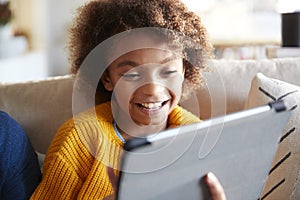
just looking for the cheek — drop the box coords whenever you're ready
[165,74,184,99]
[112,79,137,112]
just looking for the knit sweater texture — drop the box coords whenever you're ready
[31,101,200,199]
[0,111,41,200]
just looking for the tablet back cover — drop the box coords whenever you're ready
[118,104,290,200]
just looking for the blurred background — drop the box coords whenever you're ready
[0,0,300,82]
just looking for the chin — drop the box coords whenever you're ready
[132,115,168,126]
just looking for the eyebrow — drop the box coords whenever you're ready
[117,61,139,68]
[161,54,180,64]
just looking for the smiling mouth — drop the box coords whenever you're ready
[136,100,169,110]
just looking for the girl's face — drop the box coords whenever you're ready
[103,48,184,124]
[102,33,184,136]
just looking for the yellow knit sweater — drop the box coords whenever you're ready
[30,101,200,200]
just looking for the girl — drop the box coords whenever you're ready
[31,0,225,199]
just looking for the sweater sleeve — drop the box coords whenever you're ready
[0,111,42,200]
[30,153,84,200]
[31,103,122,200]
[30,121,95,200]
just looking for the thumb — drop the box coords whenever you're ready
[205,172,226,200]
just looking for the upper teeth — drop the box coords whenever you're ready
[140,102,162,109]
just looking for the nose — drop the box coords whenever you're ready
[139,83,165,96]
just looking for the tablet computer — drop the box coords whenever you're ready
[117,101,291,200]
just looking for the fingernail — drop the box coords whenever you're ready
[206,172,215,184]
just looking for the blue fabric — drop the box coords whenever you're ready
[113,120,126,143]
[0,111,41,200]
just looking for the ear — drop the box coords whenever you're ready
[101,70,114,92]
[182,61,186,75]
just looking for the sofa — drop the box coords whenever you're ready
[1,57,300,199]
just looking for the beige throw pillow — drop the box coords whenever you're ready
[245,73,300,200]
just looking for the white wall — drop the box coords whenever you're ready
[183,0,281,45]
[44,0,88,76]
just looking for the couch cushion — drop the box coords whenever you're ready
[182,57,300,120]
[244,73,300,200]
[0,75,74,154]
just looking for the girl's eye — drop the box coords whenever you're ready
[122,73,141,80]
[161,69,178,77]
[164,70,177,75]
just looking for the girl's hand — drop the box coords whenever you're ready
[205,172,227,200]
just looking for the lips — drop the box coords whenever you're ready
[136,100,169,111]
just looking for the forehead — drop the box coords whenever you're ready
[106,30,183,65]
[113,48,180,64]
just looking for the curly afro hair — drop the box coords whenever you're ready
[68,0,214,104]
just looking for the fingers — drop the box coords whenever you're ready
[205,172,226,200]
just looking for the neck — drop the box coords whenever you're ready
[115,117,168,140]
